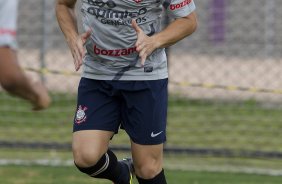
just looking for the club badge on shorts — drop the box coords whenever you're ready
[75,105,88,124]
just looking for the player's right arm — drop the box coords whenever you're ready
[56,0,90,71]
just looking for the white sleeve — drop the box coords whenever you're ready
[164,0,196,19]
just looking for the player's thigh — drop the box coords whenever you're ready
[73,78,122,132]
[131,141,164,177]
[121,79,168,145]
[72,130,114,160]
[131,141,164,164]
[72,130,114,155]
[72,78,121,166]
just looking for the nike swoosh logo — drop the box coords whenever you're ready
[151,131,163,138]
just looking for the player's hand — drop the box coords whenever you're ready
[132,19,158,66]
[69,30,91,71]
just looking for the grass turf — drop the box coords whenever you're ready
[1,165,282,184]
[1,92,282,152]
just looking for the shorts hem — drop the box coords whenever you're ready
[73,126,118,134]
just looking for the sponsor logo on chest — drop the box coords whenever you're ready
[94,45,137,57]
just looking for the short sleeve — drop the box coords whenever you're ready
[163,0,196,19]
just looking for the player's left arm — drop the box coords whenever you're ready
[132,11,197,65]
[153,12,197,48]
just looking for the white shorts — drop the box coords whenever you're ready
[0,0,18,49]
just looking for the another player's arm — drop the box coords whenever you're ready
[56,0,90,71]
[132,12,197,65]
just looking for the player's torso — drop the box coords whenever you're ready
[81,0,164,59]
[81,0,163,25]
[81,0,168,80]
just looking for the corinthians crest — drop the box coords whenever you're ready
[75,105,88,124]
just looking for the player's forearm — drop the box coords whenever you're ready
[55,3,78,46]
[153,12,197,49]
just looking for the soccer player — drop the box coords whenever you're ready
[56,0,197,183]
[0,0,51,110]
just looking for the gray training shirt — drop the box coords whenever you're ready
[81,0,196,80]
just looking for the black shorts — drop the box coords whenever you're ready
[73,77,168,145]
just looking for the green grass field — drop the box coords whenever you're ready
[1,165,282,184]
[1,92,282,151]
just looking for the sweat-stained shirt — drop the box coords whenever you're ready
[81,0,196,80]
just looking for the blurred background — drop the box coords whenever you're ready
[1,0,282,183]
